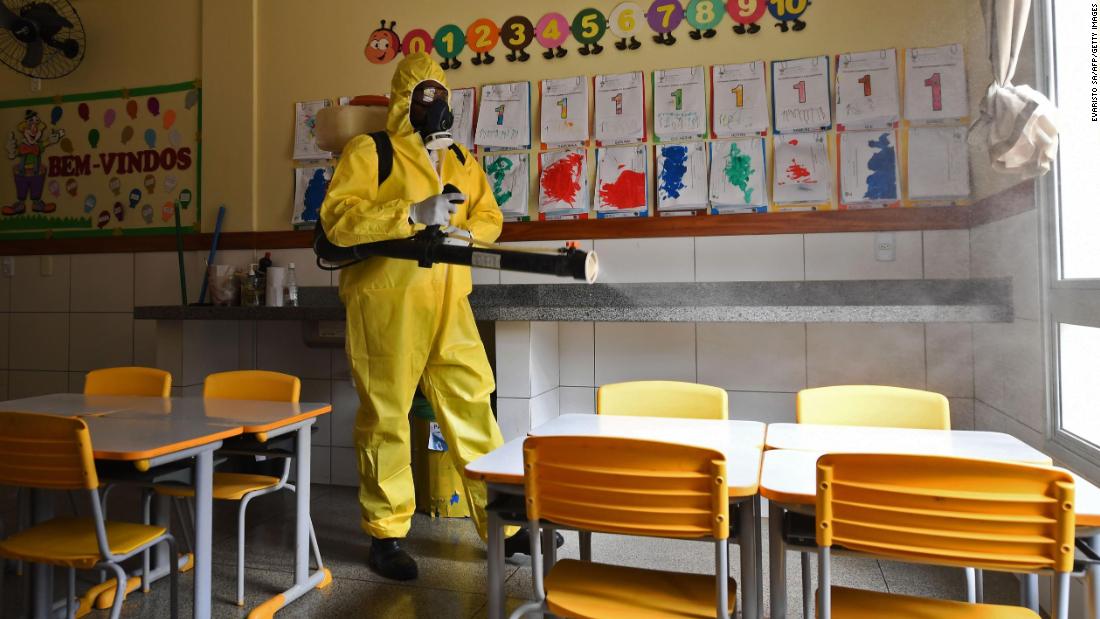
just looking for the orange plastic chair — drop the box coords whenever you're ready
[815,453,1074,619]
[0,412,179,619]
[796,385,950,429]
[597,380,729,420]
[84,367,172,398]
[509,436,735,619]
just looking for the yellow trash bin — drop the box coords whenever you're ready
[411,395,470,519]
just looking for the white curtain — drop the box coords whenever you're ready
[974,0,1059,178]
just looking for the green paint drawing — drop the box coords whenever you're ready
[724,142,755,203]
[485,156,515,206]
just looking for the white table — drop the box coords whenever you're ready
[466,414,767,619]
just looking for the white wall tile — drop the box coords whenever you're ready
[804,232,923,280]
[133,319,157,368]
[923,230,970,279]
[727,391,797,423]
[531,388,560,428]
[495,322,533,398]
[311,446,332,485]
[531,322,558,397]
[180,321,240,386]
[182,384,203,397]
[973,318,1044,432]
[263,248,331,287]
[9,313,68,371]
[155,320,183,381]
[210,249,256,270]
[472,267,501,285]
[256,321,331,380]
[559,387,596,415]
[331,378,359,448]
[301,379,332,447]
[697,323,806,392]
[69,313,134,372]
[331,446,360,487]
[0,314,7,370]
[133,251,203,307]
[595,322,696,385]
[499,241,594,284]
[806,323,926,389]
[237,321,256,369]
[948,397,975,430]
[70,253,134,312]
[332,349,351,381]
[11,255,70,312]
[970,210,1040,320]
[496,398,531,441]
[974,400,1044,451]
[7,370,68,398]
[695,235,805,281]
[68,372,85,394]
[592,238,694,283]
[559,322,594,387]
[926,323,974,398]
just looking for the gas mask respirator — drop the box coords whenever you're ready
[412,93,454,151]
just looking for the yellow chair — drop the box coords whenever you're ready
[155,370,321,606]
[83,366,172,398]
[597,380,729,420]
[0,411,179,619]
[509,436,736,619]
[796,385,950,429]
[815,453,1074,619]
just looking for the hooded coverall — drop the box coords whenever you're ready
[320,53,504,540]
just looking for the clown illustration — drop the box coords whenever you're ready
[5,109,63,216]
[365,20,401,64]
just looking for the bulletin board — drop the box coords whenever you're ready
[0,81,200,239]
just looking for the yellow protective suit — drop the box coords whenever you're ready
[320,53,505,540]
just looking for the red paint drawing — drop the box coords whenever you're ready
[541,152,585,205]
[599,167,646,209]
[786,160,812,181]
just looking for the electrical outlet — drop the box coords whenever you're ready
[875,232,896,262]
[2,257,12,277]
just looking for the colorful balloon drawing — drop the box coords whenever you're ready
[768,0,809,32]
[164,174,178,193]
[141,203,154,223]
[129,188,142,208]
[161,202,175,222]
[168,129,182,147]
[87,128,100,148]
[47,180,60,197]
[647,0,684,44]
[402,28,434,56]
[83,194,96,213]
[77,102,90,121]
[535,12,570,59]
[50,106,63,124]
[144,129,157,149]
[121,126,134,144]
[113,202,125,221]
[727,0,767,34]
[144,174,156,194]
[366,20,401,64]
[685,0,723,38]
[147,97,160,117]
[59,137,73,154]
[162,109,176,130]
[501,16,535,62]
[185,89,199,110]
[178,188,193,209]
[609,2,644,50]
[103,108,116,128]
[466,18,500,65]
[433,24,465,69]
[65,178,78,197]
[571,8,607,55]
[97,210,110,229]
[109,177,121,196]
[126,99,138,119]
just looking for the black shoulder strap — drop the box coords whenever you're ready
[449,143,466,166]
[369,130,393,186]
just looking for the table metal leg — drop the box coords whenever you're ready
[801,552,813,618]
[1087,534,1100,619]
[737,497,761,619]
[769,503,787,619]
[487,494,505,619]
[193,448,213,619]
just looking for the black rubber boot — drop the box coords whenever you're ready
[369,537,419,581]
[505,528,565,558]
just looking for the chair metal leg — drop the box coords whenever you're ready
[142,490,152,592]
[238,494,254,606]
[171,497,194,553]
[975,568,984,603]
[818,547,831,619]
[801,551,813,618]
[105,562,128,619]
[67,567,75,619]
[578,530,592,561]
[308,517,323,570]
[166,535,179,619]
[966,567,977,603]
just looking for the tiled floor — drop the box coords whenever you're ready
[1,485,1021,618]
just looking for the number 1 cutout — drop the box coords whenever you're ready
[612,92,623,115]
[924,72,942,112]
[793,80,806,104]
[672,88,683,111]
[495,104,506,125]
[857,74,872,97]
[557,97,568,119]
[731,84,744,107]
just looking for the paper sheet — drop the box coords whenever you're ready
[594,71,646,146]
[483,153,530,219]
[538,149,589,217]
[904,44,969,122]
[836,49,900,130]
[293,100,331,161]
[653,66,707,141]
[656,142,708,211]
[771,56,832,133]
[449,87,476,151]
[839,129,900,207]
[773,132,831,205]
[541,76,590,146]
[711,61,769,138]
[907,125,971,200]
[594,145,649,217]
[292,165,334,225]
[474,82,531,149]
[709,138,768,213]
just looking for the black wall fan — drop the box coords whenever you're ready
[0,0,84,79]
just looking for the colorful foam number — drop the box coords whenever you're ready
[768,0,810,32]
[365,20,401,64]
[535,12,570,59]
[501,15,535,62]
[433,24,465,69]
[466,18,500,65]
[402,28,434,56]
[727,0,767,34]
[646,0,684,45]
[608,2,644,50]
[685,0,723,39]
[571,8,607,55]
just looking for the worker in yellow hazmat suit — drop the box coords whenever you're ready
[320,53,555,580]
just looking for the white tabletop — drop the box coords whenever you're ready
[765,423,1052,464]
[0,394,166,417]
[104,397,332,433]
[84,415,242,461]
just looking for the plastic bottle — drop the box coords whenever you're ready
[286,262,299,307]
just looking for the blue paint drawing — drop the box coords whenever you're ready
[450,492,460,505]
[659,145,689,199]
[864,133,897,201]
[301,168,329,222]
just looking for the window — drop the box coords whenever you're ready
[1039,0,1100,466]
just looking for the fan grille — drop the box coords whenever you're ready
[0,0,86,79]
